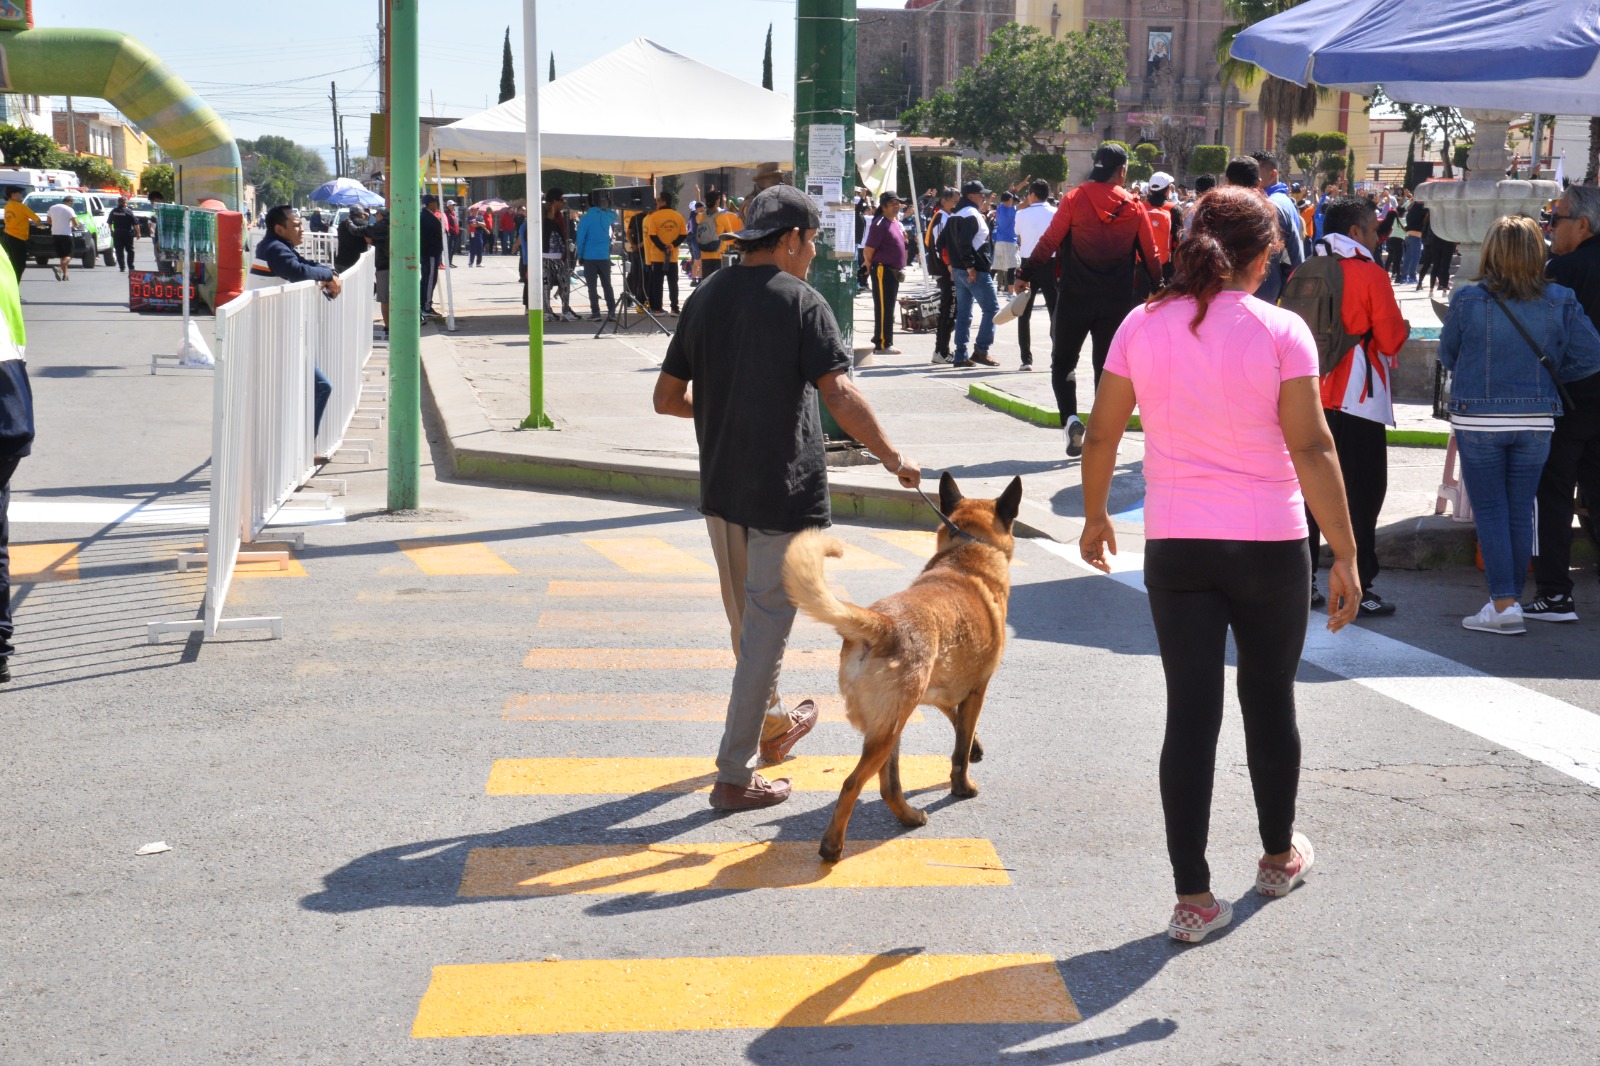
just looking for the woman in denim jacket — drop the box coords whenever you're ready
[1439,215,1600,634]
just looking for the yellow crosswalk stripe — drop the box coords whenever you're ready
[821,542,904,570]
[522,647,838,671]
[399,541,518,576]
[485,755,951,795]
[872,529,938,557]
[546,580,721,597]
[11,542,81,583]
[235,557,309,578]
[411,953,1079,1036]
[457,838,1009,896]
[501,693,921,722]
[584,537,715,574]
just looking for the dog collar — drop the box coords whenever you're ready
[914,484,983,544]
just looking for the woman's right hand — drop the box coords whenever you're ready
[1325,556,1360,632]
[1079,516,1117,574]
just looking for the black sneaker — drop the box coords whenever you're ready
[0,658,10,683]
[1310,583,1326,609]
[1066,418,1085,458]
[1358,592,1396,617]
[1523,594,1578,622]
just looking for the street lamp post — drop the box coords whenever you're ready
[521,0,551,429]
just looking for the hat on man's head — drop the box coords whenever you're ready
[422,193,438,205]
[878,190,904,207]
[1148,172,1174,192]
[961,179,989,196]
[726,184,820,241]
[1088,143,1128,183]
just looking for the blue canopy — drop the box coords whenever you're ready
[1231,0,1600,112]
[310,177,385,207]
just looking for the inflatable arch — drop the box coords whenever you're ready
[0,27,243,208]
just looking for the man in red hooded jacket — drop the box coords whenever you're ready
[1016,143,1161,457]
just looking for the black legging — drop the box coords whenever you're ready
[2,233,26,282]
[1145,538,1311,896]
[1051,298,1131,423]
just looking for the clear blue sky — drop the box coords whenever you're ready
[39,1,903,166]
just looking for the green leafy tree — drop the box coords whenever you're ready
[900,22,1127,156]
[1020,151,1068,185]
[548,52,556,82]
[1285,130,1320,184]
[499,28,516,103]
[1216,1,1323,160]
[1127,142,1160,184]
[762,25,773,90]
[138,163,174,199]
[1189,144,1229,176]
[0,123,58,167]
[1371,87,1472,179]
[240,135,330,206]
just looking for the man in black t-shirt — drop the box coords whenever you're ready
[653,184,923,811]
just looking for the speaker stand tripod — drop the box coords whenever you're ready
[594,253,671,338]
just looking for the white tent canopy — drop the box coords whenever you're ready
[428,37,896,188]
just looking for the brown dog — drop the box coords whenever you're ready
[783,473,1022,862]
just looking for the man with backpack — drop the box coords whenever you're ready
[1281,196,1410,615]
[943,179,1002,368]
[695,189,739,280]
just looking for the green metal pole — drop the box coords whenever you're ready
[386,0,421,509]
[520,0,552,428]
[795,0,856,440]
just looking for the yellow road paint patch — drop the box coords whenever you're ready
[411,952,1078,1036]
[872,529,939,557]
[11,542,80,582]
[822,542,904,570]
[234,557,308,578]
[502,693,919,722]
[536,609,836,640]
[458,838,1009,896]
[545,580,851,600]
[485,754,950,795]
[399,541,518,576]
[583,537,715,574]
[521,648,838,671]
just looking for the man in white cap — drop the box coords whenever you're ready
[1141,171,1183,298]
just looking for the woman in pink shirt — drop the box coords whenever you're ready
[1080,185,1360,943]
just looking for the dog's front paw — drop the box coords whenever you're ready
[818,837,844,863]
[896,807,929,828]
[950,775,979,799]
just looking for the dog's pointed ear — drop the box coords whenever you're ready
[939,471,961,514]
[995,476,1023,528]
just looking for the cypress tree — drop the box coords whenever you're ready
[762,25,773,90]
[549,53,556,82]
[499,29,515,103]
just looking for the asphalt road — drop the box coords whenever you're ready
[3,255,1599,1064]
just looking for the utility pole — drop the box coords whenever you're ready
[388,0,421,509]
[66,95,77,152]
[794,0,856,438]
[521,0,550,428]
[330,81,342,176]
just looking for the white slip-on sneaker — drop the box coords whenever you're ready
[1462,601,1526,635]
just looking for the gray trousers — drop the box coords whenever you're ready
[705,517,799,785]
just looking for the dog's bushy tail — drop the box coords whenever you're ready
[783,530,896,645]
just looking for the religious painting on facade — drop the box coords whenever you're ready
[1146,30,1173,77]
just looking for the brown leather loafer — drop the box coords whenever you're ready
[709,773,792,810]
[971,352,1000,367]
[759,699,819,766]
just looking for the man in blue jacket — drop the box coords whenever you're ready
[0,246,32,682]
[574,200,617,321]
[249,205,340,436]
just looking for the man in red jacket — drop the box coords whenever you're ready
[1304,196,1410,616]
[1016,143,1161,456]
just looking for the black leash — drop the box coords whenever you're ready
[913,483,981,543]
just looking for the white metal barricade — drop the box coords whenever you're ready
[314,247,378,461]
[296,231,336,266]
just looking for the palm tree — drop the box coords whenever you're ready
[1216,0,1323,161]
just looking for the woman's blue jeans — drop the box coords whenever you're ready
[1400,235,1424,280]
[1457,429,1552,600]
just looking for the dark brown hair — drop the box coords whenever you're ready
[1150,184,1280,333]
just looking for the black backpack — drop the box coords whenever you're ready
[1280,240,1371,376]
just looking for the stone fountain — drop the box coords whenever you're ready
[1415,109,1560,286]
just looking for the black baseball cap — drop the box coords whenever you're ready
[878,190,904,207]
[726,184,820,240]
[422,193,438,204]
[1088,143,1128,183]
[961,179,989,196]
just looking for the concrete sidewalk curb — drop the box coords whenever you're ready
[420,328,1069,542]
[968,381,1449,447]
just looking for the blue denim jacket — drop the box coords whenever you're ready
[1438,281,1600,417]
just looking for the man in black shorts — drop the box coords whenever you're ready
[652,184,922,810]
